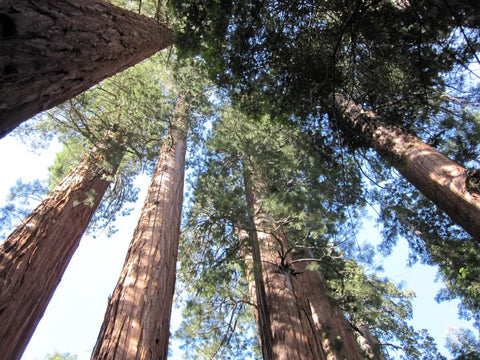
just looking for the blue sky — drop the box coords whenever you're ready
[0,133,475,360]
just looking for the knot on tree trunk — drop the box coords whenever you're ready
[465,169,480,195]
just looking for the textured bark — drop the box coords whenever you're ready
[241,171,327,360]
[293,257,372,360]
[236,223,274,360]
[334,93,480,241]
[0,132,125,360]
[356,323,386,360]
[91,95,189,360]
[0,0,173,138]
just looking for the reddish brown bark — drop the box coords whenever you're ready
[91,95,189,360]
[241,170,327,360]
[0,132,125,360]
[236,225,274,360]
[240,169,371,359]
[334,93,480,241]
[293,258,378,360]
[0,0,173,138]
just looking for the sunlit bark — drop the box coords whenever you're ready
[91,94,189,360]
[0,0,173,138]
[293,256,383,360]
[0,131,125,360]
[239,167,374,359]
[334,93,480,241]
[241,169,327,360]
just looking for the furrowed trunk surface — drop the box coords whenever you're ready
[0,132,124,360]
[242,170,327,360]
[91,95,188,360]
[334,93,480,241]
[236,224,274,360]
[293,257,377,360]
[0,0,173,138]
[356,323,386,360]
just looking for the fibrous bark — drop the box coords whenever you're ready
[240,169,371,360]
[0,0,173,138]
[91,94,189,360]
[293,256,379,360]
[241,170,327,360]
[334,93,480,241]
[236,221,274,360]
[0,131,125,360]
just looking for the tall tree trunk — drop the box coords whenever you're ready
[334,93,480,241]
[236,223,274,360]
[91,94,189,360]
[240,169,371,359]
[241,169,327,360]
[0,131,125,360]
[0,0,173,138]
[292,256,383,360]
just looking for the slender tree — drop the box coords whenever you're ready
[0,130,125,360]
[0,0,173,138]
[91,92,189,360]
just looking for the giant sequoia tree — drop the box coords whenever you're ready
[0,130,125,360]
[333,94,480,241]
[176,109,442,359]
[0,0,173,137]
[169,0,480,321]
[91,92,189,359]
[91,55,213,358]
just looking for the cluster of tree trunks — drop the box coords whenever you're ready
[0,131,125,360]
[1,0,480,358]
[239,168,371,360]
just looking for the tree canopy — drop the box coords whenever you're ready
[2,0,480,358]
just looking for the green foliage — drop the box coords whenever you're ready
[446,327,480,360]
[176,226,261,359]
[3,0,479,355]
[175,105,442,358]
[326,260,444,359]
[169,0,479,127]
[48,137,88,189]
[0,179,48,241]
[168,1,480,331]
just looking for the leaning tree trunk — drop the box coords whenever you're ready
[334,93,480,241]
[91,94,189,360]
[0,131,125,360]
[292,255,383,360]
[241,169,328,360]
[0,0,173,138]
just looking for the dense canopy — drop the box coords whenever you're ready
[0,0,479,359]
